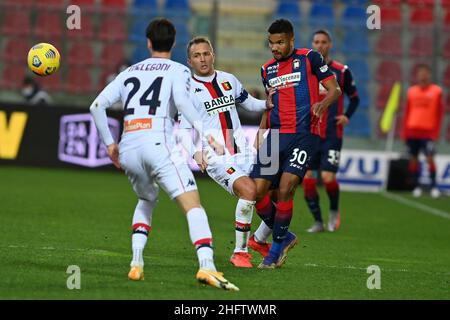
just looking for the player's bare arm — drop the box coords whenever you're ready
[312,77,341,117]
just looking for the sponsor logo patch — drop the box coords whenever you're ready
[268,72,301,89]
[226,167,236,175]
[124,118,152,132]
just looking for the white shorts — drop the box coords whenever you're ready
[206,151,254,196]
[119,132,197,201]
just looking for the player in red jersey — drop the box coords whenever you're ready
[401,64,445,199]
[302,29,360,233]
[249,19,341,268]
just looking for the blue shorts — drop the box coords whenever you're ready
[250,130,320,186]
[406,139,436,157]
[308,137,343,173]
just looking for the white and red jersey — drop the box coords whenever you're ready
[179,70,266,155]
[92,57,194,147]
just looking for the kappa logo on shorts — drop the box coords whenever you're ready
[223,179,229,187]
[226,167,235,175]
[187,179,196,187]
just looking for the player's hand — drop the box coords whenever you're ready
[193,150,208,173]
[312,102,328,118]
[335,115,349,126]
[207,135,225,156]
[107,143,121,169]
[265,88,276,109]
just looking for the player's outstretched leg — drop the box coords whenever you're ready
[303,177,325,233]
[185,207,239,291]
[128,199,155,281]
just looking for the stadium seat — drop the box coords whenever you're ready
[341,6,367,28]
[375,33,402,56]
[34,12,64,38]
[0,64,26,90]
[376,83,395,110]
[165,0,190,10]
[100,0,127,13]
[346,59,370,82]
[64,69,93,94]
[67,13,95,40]
[444,10,450,31]
[409,35,433,57]
[35,72,62,92]
[171,47,187,64]
[70,0,96,12]
[36,0,65,11]
[130,0,159,17]
[0,11,31,36]
[356,85,370,109]
[98,16,126,41]
[99,43,126,68]
[67,42,95,66]
[444,37,450,59]
[446,93,450,113]
[1,39,31,63]
[409,8,434,27]
[372,0,402,6]
[309,3,334,28]
[380,7,402,29]
[341,32,370,55]
[446,122,450,142]
[274,1,301,21]
[129,18,148,42]
[375,61,402,83]
[341,0,368,5]
[407,0,435,7]
[2,0,33,9]
[131,45,150,64]
[344,112,371,137]
[443,65,450,88]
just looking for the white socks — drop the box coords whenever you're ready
[234,198,255,253]
[254,220,272,244]
[131,199,155,267]
[187,207,216,271]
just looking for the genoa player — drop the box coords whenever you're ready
[90,18,238,291]
[178,36,273,268]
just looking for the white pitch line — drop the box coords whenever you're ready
[381,192,450,220]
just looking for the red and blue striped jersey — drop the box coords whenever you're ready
[318,60,358,139]
[261,48,335,135]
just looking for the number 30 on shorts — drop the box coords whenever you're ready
[290,148,308,165]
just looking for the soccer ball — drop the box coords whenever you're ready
[27,43,60,76]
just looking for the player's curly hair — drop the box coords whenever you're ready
[268,19,294,36]
[146,18,176,52]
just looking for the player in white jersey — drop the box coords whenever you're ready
[178,37,273,268]
[89,18,238,291]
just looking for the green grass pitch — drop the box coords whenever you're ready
[0,166,449,299]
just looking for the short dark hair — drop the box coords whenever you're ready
[313,29,332,42]
[268,19,294,37]
[187,36,214,57]
[415,63,431,73]
[146,18,176,52]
